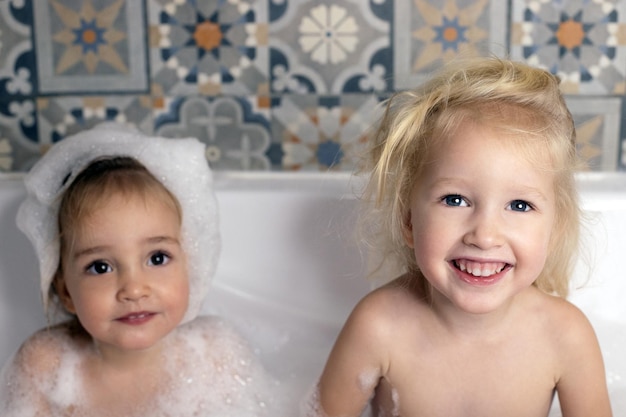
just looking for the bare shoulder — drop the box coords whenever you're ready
[343,275,429,342]
[358,275,427,314]
[534,292,597,345]
[0,321,89,413]
[527,291,603,371]
[10,323,80,376]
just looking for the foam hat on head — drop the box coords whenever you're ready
[16,122,220,324]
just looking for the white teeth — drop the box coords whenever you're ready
[455,260,506,277]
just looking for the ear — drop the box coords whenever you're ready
[402,211,415,249]
[53,272,77,315]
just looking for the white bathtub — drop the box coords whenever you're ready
[0,172,624,415]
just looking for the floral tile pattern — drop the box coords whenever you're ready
[148,0,270,96]
[394,0,507,88]
[269,0,392,94]
[566,97,622,170]
[0,0,625,172]
[0,0,37,171]
[270,94,383,171]
[32,0,148,94]
[37,95,155,144]
[511,0,626,94]
[155,95,271,170]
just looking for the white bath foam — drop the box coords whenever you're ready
[299,369,382,417]
[357,368,379,392]
[298,383,377,417]
[0,316,288,417]
[390,387,400,417]
[300,383,328,417]
[0,359,38,417]
[155,315,289,416]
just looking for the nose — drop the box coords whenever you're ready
[462,208,505,249]
[117,268,150,302]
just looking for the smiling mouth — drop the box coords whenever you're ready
[116,311,156,324]
[452,259,510,277]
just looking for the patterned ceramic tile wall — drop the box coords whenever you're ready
[0,0,624,172]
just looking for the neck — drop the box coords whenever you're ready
[90,338,168,374]
[429,287,532,343]
[82,338,169,411]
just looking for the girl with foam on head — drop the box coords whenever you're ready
[0,124,279,416]
[305,58,612,417]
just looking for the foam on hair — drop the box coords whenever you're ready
[16,122,220,323]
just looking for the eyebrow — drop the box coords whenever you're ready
[146,236,181,245]
[512,186,550,202]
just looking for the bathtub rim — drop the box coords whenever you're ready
[2,169,625,187]
[1,171,626,210]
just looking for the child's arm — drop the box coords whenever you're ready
[556,305,612,417]
[314,292,392,417]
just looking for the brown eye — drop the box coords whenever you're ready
[86,261,112,275]
[148,251,170,266]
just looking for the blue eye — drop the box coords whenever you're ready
[148,251,171,266]
[86,261,112,275]
[442,194,468,207]
[509,200,532,212]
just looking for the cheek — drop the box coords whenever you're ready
[69,286,98,313]
[514,223,552,279]
[70,290,111,333]
[178,280,190,308]
[408,215,449,264]
[63,280,92,315]
[410,206,450,242]
[167,270,190,313]
[534,214,555,251]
